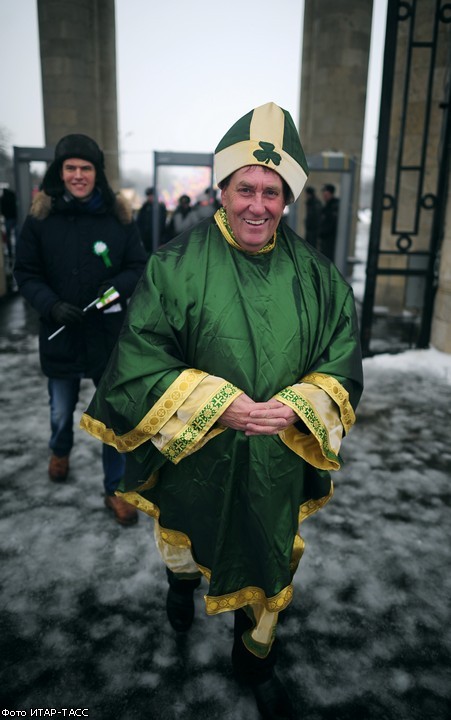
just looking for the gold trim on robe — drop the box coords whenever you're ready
[275,374,355,469]
[80,369,242,461]
[80,368,207,451]
[117,484,334,624]
[302,371,356,434]
[153,374,242,464]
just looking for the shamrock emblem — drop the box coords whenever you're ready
[253,141,282,166]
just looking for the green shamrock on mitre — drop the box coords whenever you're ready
[253,141,282,166]
[93,240,112,268]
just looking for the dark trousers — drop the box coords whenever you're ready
[166,573,278,683]
[232,608,278,684]
[48,376,125,494]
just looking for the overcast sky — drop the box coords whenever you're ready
[0,0,387,180]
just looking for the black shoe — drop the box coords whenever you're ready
[165,569,200,632]
[250,672,296,720]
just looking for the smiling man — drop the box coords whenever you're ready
[80,104,363,719]
[14,134,147,525]
[219,165,286,252]
[60,158,97,199]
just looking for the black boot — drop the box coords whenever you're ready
[165,568,201,632]
[232,609,295,720]
[249,674,296,720]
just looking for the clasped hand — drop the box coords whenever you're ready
[220,393,297,436]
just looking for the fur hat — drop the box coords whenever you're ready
[54,134,104,168]
[214,102,309,203]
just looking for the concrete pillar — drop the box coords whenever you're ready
[37,0,119,189]
[298,0,373,250]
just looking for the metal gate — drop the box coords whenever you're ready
[360,0,451,357]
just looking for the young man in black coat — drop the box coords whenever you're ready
[14,134,147,525]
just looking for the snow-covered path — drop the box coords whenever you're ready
[1,294,450,720]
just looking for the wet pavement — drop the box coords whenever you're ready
[0,291,450,720]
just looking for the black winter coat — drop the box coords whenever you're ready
[15,191,147,379]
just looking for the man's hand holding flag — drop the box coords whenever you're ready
[48,286,120,340]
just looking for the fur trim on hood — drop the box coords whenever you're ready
[30,191,134,224]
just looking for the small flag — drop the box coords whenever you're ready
[95,286,120,309]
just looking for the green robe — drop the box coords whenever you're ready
[81,214,363,614]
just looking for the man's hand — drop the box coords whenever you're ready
[220,393,258,431]
[97,282,114,298]
[220,396,297,435]
[51,301,84,325]
[246,399,298,435]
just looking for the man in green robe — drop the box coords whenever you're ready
[81,102,363,719]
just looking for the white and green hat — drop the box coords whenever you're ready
[214,102,309,203]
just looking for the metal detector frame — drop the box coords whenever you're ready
[153,151,214,253]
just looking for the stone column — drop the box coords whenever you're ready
[37,0,119,189]
[298,0,373,249]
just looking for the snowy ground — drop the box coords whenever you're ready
[0,294,450,720]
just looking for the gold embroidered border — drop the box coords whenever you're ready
[121,490,296,615]
[159,526,193,549]
[289,488,333,576]
[214,208,277,254]
[279,426,340,470]
[275,387,339,465]
[80,368,207,452]
[298,483,334,524]
[117,491,160,517]
[302,372,356,434]
[119,486,333,619]
[290,533,306,575]
[205,583,293,615]
[161,381,241,464]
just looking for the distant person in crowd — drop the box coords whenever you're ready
[1,187,18,259]
[14,134,147,526]
[304,186,322,248]
[166,194,196,239]
[136,186,167,254]
[191,187,221,222]
[319,183,339,261]
[80,102,363,719]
